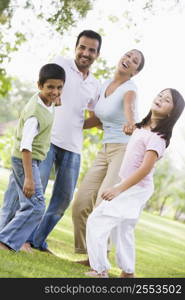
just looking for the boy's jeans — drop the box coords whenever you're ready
[0,157,45,251]
[0,172,20,231]
[0,144,80,250]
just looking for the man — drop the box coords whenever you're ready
[27,30,102,253]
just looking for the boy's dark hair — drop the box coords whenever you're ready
[136,88,185,147]
[75,30,102,53]
[38,63,66,86]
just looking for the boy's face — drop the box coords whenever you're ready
[38,79,64,106]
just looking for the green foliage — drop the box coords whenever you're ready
[0,0,94,97]
[43,0,93,34]
[92,57,115,80]
[0,71,12,98]
[0,8,26,97]
[0,127,15,168]
[0,79,36,122]
[78,126,103,185]
[145,157,185,221]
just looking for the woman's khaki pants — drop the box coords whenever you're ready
[72,143,127,254]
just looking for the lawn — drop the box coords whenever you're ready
[0,167,185,278]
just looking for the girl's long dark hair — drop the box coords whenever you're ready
[135,88,185,147]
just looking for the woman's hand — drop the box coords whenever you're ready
[123,123,136,135]
[101,185,122,201]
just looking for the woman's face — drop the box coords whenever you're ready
[117,50,142,77]
[151,89,174,117]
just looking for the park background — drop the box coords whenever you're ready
[0,0,185,278]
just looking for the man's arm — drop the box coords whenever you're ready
[83,111,102,129]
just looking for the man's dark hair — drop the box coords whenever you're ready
[38,63,66,86]
[76,30,102,53]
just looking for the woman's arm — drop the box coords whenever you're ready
[101,150,158,200]
[123,90,137,135]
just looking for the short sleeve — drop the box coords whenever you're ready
[87,81,101,111]
[146,133,166,159]
[124,80,138,94]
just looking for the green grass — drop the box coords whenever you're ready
[0,167,185,278]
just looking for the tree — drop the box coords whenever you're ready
[145,156,185,221]
[0,0,94,97]
[1,0,183,97]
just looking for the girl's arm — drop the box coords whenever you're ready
[22,150,35,198]
[123,90,137,135]
[101,150,158,201]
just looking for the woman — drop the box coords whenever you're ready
[72,49,145,264]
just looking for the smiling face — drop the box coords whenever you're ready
[151,89,174,117]
[75,36,100,72]
[38,79,64,106]
[118,50,142,77]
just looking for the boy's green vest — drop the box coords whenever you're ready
[12,94,54,161]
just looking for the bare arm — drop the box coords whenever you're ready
[123,90,137,135]
[83,111,102,129]
[101,150,158,201]
[22,150,35,198]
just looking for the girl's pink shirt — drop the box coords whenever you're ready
[119,128,166,188]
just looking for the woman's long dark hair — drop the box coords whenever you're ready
[136,88,185,147]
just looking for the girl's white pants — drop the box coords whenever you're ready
[86,185,153,274]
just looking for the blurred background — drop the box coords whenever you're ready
[0,0,185,221]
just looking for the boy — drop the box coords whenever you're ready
[0,63,65,252]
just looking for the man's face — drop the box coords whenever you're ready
[75,36,100,71]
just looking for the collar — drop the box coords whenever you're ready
[70,59,94,83]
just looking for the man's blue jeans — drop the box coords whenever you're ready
[29,143,81,250]
[0,157,45,251]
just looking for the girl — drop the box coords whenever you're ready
[85,88,185,278]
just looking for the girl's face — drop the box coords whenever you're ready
[117,50,142,77]
[151,89,174,117]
